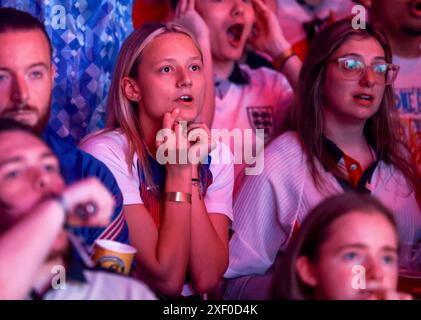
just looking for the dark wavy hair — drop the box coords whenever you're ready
[272,193,398,300]
[291,19,419,192]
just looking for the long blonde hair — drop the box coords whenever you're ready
[103,22,203,191]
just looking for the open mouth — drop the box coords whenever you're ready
[176,95,194,105]
[353,93,374,106]
[226,23,244,46]
[353,94,374,101]
[410,0,421,18]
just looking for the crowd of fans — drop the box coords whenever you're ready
[0,0,420,300]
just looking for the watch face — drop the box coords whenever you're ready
[74,202,97,220]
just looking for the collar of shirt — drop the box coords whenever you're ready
[322,137,379,193]
[214,62,250,99]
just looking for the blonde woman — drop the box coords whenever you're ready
[80,23,233,298]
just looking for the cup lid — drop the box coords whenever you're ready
[94,239,137,254]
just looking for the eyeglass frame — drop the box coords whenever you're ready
[327,55,400,85]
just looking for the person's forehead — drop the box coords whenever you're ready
[333,37,385,59]
[324,211,397,249]
[0,29,51,66]
[0,131,49,160]
[195,0,254,14]
[154,32,197,48]
[142,32,201,62]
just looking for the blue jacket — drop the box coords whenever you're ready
[44,127,129,246]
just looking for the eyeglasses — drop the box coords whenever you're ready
[328,56,400,85]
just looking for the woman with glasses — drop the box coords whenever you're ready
[224,19,421,299]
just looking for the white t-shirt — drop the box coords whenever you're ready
[212,64,294,194]
[393,54,421,174]
[43,270,156,300]
[80,129,234,221]
[225,131,421,279]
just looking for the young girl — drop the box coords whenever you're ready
[80,23,233,297]
[272,193,412,300]
[224,19,420,299]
